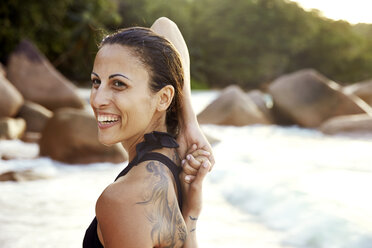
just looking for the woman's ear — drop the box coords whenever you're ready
[156,85,175,112]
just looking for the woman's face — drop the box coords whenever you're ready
[90,44,158,146]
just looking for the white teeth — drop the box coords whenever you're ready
[97,115,119,122]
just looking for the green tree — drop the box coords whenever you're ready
[0,0,120,81]
[189,0,320,88]
[1,0,372,86]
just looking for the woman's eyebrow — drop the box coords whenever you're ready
[109,73,131,81]
[91,72,100,78]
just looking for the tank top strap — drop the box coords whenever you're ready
[137,152,183,209]
[114,162,135,181]
[114,131,179,181]
[113,131,182,208]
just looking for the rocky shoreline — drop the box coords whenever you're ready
[1,40,372,181]
[198,69,372,135]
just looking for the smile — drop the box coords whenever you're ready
[97,114,120,129]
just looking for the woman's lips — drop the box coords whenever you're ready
[96,113,121,129]
[97,119,120,129]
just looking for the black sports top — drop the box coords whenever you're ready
[83,131,182,248]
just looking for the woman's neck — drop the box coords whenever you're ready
[121,125,168,162]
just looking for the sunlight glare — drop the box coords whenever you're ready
[289,0,372,24]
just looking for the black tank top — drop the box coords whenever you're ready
[83,131,182,248]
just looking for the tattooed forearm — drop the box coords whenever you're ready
[136,161,186,247]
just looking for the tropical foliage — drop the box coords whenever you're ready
[1,0,372,88]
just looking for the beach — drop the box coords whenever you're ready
[1,91,372,248]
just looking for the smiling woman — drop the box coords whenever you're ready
[83,19,212,248]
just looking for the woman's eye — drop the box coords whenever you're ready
[113,80,127,88]
[91,79,101,88]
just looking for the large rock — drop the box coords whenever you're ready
[17,100,53,132]
[268,69,372,128]
[0,118,26,140]
[320,114,372,135]
[0,63,23,117]
[197,85,270,126]
[247,89,275,123]
[0,171,18,181]
[39,108,127,164]
[6,40,85,111]
[0,169,52,182]
[343,80,372,106]
[21,132,42,143]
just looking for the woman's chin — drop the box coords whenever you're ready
[98,136,117,146]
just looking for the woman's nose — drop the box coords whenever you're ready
[90,86,111,108]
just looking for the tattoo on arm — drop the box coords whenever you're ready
[189,216,198,221]
[189,215,198,233]
[136,161,186,247]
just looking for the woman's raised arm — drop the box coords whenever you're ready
[150,17,215,167]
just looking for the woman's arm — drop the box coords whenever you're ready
[180,156,211,248]
[150,17,215,167]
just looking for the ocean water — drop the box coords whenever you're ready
[1,91,372,248]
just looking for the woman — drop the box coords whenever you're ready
[83,17,213,247]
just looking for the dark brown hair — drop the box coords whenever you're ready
[100,27,184,136]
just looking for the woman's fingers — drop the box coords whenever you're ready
[191,149,210,158]
[194,145,215,172]
[180,160,210,185]
[187,148,213,171]
[181,146,212,184]
[182,159,198,176]
[208,154,215,171]
[186,144,198,156]
[184,174,196,184]
[193,160,210,187]
[180,171,195,184]
[186,154,203,170]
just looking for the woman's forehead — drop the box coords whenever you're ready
[96,44,136,63]
[93,44,148,80]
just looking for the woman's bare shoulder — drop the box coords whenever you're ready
[97,159,187,247]
[95,168,153,247]
[98,169,144,203]
[97,158,177,209]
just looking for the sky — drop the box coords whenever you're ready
[289,0,372,24]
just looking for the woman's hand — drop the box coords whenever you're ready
[181,148,210,183]
[177,122,215,171]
